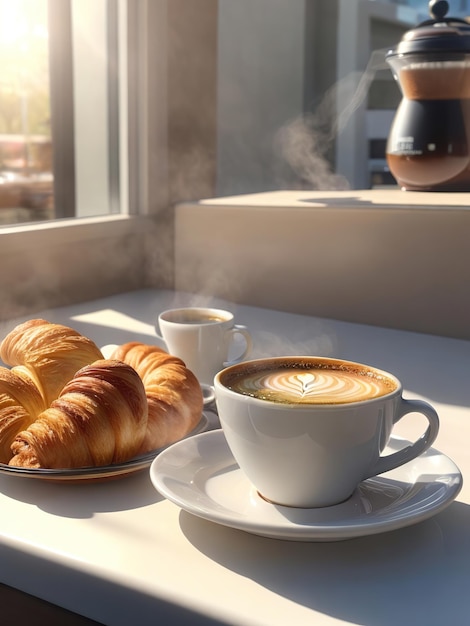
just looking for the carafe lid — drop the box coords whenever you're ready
[387,0,470,57]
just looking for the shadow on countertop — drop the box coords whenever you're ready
[180,500,470,626]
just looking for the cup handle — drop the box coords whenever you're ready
[224,325,253,366]
[364,399,440,479]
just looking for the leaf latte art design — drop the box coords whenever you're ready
[230,368,394,404]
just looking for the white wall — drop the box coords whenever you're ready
[216,0,306,195]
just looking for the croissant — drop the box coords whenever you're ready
[9,360,148,469]
[110,342,203,453]
[0,319,103,406]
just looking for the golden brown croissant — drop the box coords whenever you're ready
[0,319,103,406]
[0,366,47,463]
[110,342,203,453]
[9,360,148,469]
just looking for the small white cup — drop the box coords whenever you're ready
[156,307,252,385]
[214,356,440,508]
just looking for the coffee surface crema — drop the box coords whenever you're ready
[166,312,226,325]
[223,361,397,404]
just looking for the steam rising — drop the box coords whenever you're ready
[275,114,350,190]
[275,49,389,189]
[336,49,390,134]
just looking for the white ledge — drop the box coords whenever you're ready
[175,189,470,340]
[0,214,148,252]
[197,189,470,210]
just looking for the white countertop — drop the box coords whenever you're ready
[0,289,469,626]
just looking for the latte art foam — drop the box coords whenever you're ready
[227,366,396,404]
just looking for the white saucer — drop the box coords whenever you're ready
[200,384,216,406]
[150,429,463,542]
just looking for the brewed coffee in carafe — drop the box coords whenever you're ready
[386,0,470,191]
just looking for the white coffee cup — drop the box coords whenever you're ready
[214,356,440,508]
[156,307,252,385]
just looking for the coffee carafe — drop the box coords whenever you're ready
[386,0,470,191]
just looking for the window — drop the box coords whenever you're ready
[0,0,127,227]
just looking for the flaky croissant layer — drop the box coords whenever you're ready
[0,366,47,463]
[0,318,104,406]
[110,342,203,453]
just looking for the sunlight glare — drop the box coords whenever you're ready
[0,0,48,48]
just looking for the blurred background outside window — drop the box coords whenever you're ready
[0,0,53,224]
[0,0,123,227]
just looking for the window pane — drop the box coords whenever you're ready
[0,0,125,227]
[0,0,52,224]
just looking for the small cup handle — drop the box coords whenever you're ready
[224,325,253,366]
[364,399,440,479]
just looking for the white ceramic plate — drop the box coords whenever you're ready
[150,429,463,542]
[0,413,211,483]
